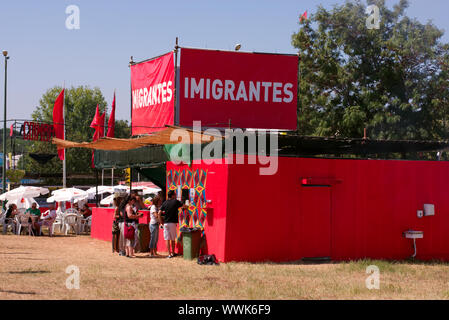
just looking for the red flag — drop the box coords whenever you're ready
[9,124,13,137]
[90,105,105,167]
[52,89,65,160]
[300,11,308,23]
[107,93,116,138]
[90,105,106,141]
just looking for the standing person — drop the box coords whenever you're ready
[26,202,42,235]
[159,190,186,258]
[124,196,143,258]
[117,195,128,256]
[148,196,162,257]
[112,196,123,254]
[131,190,146,210]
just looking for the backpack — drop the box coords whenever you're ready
[197,254,219,266]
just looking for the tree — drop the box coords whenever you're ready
[292,0,449,141]
[25,86,130,182]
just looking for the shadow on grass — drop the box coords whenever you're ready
[7,270,51,274]
[0,252,31,255]
[241,258,449,267]
[0,289,36,295]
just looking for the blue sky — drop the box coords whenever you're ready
[0,0,448,122]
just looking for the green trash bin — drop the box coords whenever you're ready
[182,229,202,260]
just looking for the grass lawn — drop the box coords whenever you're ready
[1,233,449,300]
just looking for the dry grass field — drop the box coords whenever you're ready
[1,232,449,300]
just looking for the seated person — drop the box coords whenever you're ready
[3,204,18,234]
[40,204,57,236]
[41,204,57,222]
[25,202,41,235]
[80,204,92,218]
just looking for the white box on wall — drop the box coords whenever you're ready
[424,204,435,216]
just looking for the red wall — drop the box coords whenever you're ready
[92,156,449,263]
[225,156,449,262]
[91,207,176,253]
[91,208,115,242]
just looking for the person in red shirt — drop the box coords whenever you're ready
[80,204,92,218]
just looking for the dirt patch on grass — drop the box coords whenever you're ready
[1,234,449,299]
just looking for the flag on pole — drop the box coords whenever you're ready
[90,105,105,167]
[90,105,106,140]
[9,124,13,137]
[299,11,308,23]
[53,89,65,160]
[107,92,116,138]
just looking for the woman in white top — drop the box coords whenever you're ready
[149,196,162,257]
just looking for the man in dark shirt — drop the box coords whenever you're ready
[160,190,185,258]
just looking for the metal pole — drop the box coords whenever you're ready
[174,37,179,126]
[129,56,134,137]
[129,167,132,193]
[101,169,104,185]
[12,121,15,170]
[2,52,9,194]
[111,168,114,186]
[95,169,99,207]
[62,84,66,188]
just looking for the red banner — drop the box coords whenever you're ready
[131,52,175,135]
[23,122,55,142]
[179,48,298,130]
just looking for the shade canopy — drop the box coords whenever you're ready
[52,126,222,151]
[47,188,88,203]
[0,186,49,202]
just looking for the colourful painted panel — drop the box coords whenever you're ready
[166,168,208,241]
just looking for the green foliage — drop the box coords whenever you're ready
[6,169,25,184]
[26,86,130,180]
[292,0,449,140]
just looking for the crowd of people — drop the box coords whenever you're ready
[3,202,58,236]
[112,189,186,258]
[2,188,187,258]
[2,199,93,236]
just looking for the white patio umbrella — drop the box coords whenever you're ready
[140,187,161,195]
[86,186,114,199]
[46,187,88,203]
[0,186,49,202]
[100,194,115,206]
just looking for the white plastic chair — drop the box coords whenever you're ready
[51,210,64,234]
[80,215,92,233]
[16,213,34,236]
[63,213,81,235]
[64,208,80,215]
[40,210,56,236]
